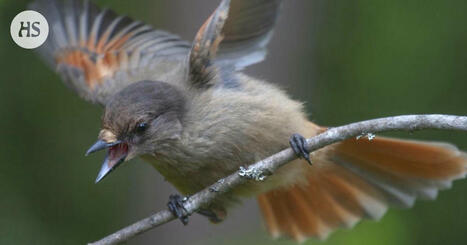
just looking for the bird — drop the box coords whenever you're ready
[31,0,467,242]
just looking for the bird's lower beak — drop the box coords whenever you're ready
[85,140,129,183]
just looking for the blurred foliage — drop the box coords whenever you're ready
[1,0,466,244]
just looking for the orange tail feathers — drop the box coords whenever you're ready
[257,136,467,242]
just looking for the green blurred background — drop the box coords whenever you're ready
[1,0,466,244]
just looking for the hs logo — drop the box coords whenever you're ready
[18,21,41,37]
[10,10,49,49]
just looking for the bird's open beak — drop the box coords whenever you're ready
[85,140,129,183]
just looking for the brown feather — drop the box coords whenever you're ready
[257,128,467,242]
[257,194,280,237]
[335,137,466,180]
[288,186,322,240]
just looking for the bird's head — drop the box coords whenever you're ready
[86,80,186,183]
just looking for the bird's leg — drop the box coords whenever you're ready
[197,208,225,223]
[289,133,312,165]
[167,194,189,225]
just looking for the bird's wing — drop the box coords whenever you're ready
[31,0,190,105]
[189,0,282,88]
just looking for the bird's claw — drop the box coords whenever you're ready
[167,194,189,225]
[197,209,223,223]
[289,133,312,165]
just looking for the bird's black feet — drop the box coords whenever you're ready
[289,133,312,165]
[167,194,189,225]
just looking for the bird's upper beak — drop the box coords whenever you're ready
[86,138,129,183]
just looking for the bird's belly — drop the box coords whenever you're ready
[140,155,204,195]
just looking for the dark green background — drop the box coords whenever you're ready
[1,0,466,244]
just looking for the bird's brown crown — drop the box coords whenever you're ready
[102,80,185,138]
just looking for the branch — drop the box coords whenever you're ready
[89,114,467,245]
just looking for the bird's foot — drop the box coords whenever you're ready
[197,208,225,223]
[167,194,189,225]
[289,133,312,165]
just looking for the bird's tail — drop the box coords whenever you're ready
[257,135,467,242]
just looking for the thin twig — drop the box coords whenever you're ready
[89,114,467,245]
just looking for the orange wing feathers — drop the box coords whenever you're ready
[31,0,189,105]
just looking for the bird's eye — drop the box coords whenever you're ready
[136,122,148,134]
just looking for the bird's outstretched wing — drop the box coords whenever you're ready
[31,0,190,105]
[189,0,282,88]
